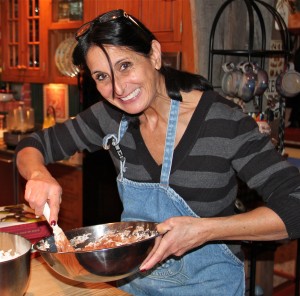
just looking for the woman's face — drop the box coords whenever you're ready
[86,41,164,114]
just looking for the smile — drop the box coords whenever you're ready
[120,88,141,101]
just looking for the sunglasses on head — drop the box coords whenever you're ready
[75,9,143,41]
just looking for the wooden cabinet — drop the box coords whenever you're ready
[84,0,139,21]
[83,0,194,72]
[48,0,83,85]
[84,0,181,43]
[0,151,16,206]
[1,0,50,83]
[1,0,195,83]
[139,0,182,44]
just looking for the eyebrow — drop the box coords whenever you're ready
[91,70,103,75]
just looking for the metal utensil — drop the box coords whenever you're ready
[43,203,74,252]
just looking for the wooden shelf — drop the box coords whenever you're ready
[49,20,83,31]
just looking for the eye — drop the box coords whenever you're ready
[119,62,132,72]
[94,72,109,82]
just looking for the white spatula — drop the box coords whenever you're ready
[43,203,74,252]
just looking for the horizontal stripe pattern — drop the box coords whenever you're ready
[15,91,300,238]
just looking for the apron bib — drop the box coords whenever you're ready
[103,100,245,296]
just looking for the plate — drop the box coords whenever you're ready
[55,38,80,77]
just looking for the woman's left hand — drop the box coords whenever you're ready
[139,216,205,271]
[139,207,288,271]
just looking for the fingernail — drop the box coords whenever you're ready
[50,220,56,226]
[140,269,147,272]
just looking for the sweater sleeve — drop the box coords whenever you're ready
[231,114,300,239]
[15,101,122,164]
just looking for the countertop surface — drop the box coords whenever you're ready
[25,256,131,295]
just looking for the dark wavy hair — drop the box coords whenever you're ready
[73,9,213,101]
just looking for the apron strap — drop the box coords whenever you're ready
[160,99,180,186]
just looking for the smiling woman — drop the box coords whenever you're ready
[15,8,300,296]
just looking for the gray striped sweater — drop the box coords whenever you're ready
[16,90,300,239]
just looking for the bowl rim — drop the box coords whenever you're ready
[33,221,160,254]
[0,231,32,262]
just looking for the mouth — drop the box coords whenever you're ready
[120,88,141,102]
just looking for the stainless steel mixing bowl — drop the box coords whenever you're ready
[0,232,31,296]
[33,221,159,282]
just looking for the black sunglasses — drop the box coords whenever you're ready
[75,9,143,41]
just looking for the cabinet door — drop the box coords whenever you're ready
[1,0,49,83]
[84,0,140,22]
[0,152,15,206]
[139,0,182,43]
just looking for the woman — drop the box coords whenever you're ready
[16,9,300,295]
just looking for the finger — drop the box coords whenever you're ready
[24,186,32,203]
[139,236,162,270]
[140,235,170,271]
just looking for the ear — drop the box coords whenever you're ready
[150,40,162,70]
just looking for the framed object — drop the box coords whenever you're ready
[43,84,69,122]
[162,52,181,70]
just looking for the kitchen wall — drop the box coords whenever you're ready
[191,0,275,81]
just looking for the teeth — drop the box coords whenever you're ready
[121,88,140,101]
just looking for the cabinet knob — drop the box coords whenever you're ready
[17,65,27,70]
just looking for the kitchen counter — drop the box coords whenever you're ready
[26,256,131,295]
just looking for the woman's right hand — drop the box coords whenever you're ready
[24,171,62,222]
[16,147,62,223]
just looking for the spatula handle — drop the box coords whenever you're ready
[43,203,51,224]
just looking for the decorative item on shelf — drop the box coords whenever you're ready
[43,84,69,123]
[0,90,14,102]
[276,62,300,98]
[6,102,35,133]
[253,63,269,97]
[43,106,56,129]
[58,0,83,21]
[55,37,80,77]
[221,61,269,103]
[221,62,242,98]
[58,0,70,21]
[0,114,6,139]
[69,0,83,21]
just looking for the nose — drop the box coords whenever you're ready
[114,74,126,97]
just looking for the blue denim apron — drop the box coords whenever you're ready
[103,100,245,296]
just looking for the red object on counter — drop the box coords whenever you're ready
[0,204,52,244]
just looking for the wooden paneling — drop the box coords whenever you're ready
[84,0,140,21]
[139,0,182,43]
